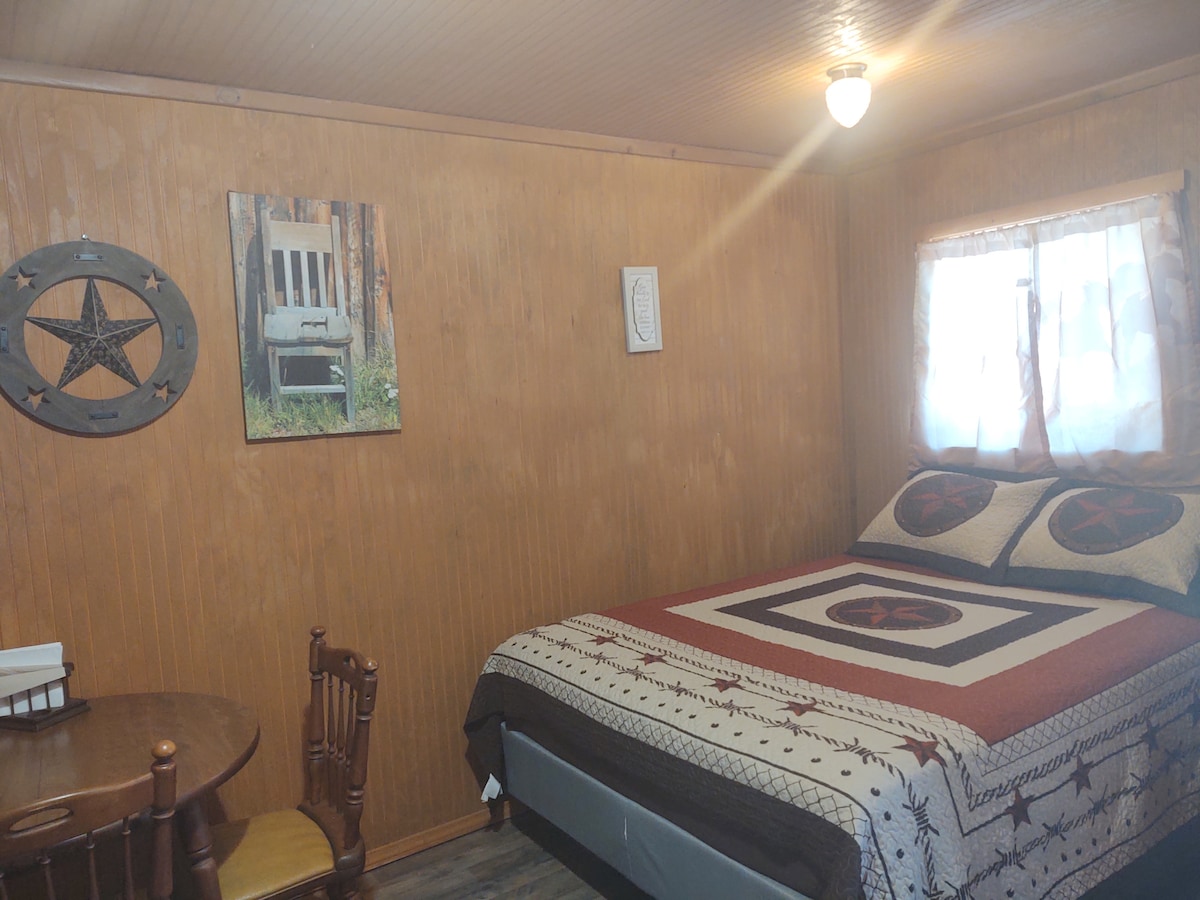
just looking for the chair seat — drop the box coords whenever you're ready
[264,309,352,344]
[195,627,379,900]
[206,809,335,900]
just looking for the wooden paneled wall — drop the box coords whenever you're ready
[0,83,850,858]
[841,73,1200,530]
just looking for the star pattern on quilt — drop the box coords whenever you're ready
[1068,757,1096,795]
[481,602,1200,900]
[827,595,962,630]
[1049,488,1183,554]
[782,700,818,717]
[895,735,946,768]
[893,473,995,537]
[1004,788,1033,830]
[1142,720,1161,751]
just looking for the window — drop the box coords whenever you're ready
[911,185,1200,485]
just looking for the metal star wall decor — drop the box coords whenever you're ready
[0,239,198,435]
[27,277,158,390]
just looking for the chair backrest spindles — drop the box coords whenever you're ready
[301,625,378,853]
[83,833,98,900]
[39,855,55,900]
[264,217,347,315]
[326,674,336,794]
[0,740,177,900]
[120,817,134,900]
[336,676,350,811]
[342,685,358,813]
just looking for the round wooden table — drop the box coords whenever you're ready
[0,692,259,899]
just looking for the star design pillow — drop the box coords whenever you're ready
[850,469,1062,582]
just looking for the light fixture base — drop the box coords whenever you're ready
[826,62,868,81]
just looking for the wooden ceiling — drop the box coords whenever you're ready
[2,0,1199,171]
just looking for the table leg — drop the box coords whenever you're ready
[179,798,222,900]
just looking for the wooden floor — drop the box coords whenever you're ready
[359,811,1200,899]
[360,813,651,899]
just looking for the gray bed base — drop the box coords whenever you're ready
[501,724,811,900]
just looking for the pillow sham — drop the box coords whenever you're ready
[849,468,1061,582]
[1004,484,1200,614]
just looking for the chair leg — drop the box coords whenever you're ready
[342,347,355,425]
[331,880,360,900]
[268,346,282,410]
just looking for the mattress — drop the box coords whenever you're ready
[464,555,1200,899]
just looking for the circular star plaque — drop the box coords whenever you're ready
[0,240,198,435]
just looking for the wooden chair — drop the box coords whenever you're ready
[0,740,177,900]
[205,627,378,900]
[261,215,356,423]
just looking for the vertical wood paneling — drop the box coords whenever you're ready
[841,72,1200,531]
[0,81,848,854]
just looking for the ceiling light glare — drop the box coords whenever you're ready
[825,63,871,128]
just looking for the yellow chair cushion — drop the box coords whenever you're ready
[208,808,335,900]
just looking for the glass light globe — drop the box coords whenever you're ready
[826,66,871,128]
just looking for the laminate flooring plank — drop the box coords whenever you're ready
[361,814,648,899]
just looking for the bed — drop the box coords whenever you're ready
[464,469,1200,899]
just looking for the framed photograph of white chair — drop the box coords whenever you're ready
[227,192,401,440]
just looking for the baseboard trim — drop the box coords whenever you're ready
[365,805,508,869]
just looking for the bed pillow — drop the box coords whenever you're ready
[849,468,1062,582]
[1004,484,1200,615]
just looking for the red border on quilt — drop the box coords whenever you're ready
[603,555,1200,744]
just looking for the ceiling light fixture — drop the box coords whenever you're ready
[825,63,871,128]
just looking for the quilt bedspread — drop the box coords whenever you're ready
[465,559,1200,899]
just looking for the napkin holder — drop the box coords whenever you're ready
[0,660,89,732]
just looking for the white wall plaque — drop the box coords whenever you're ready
[621,266,662,353]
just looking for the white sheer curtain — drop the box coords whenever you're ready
[911,192,1200,485]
